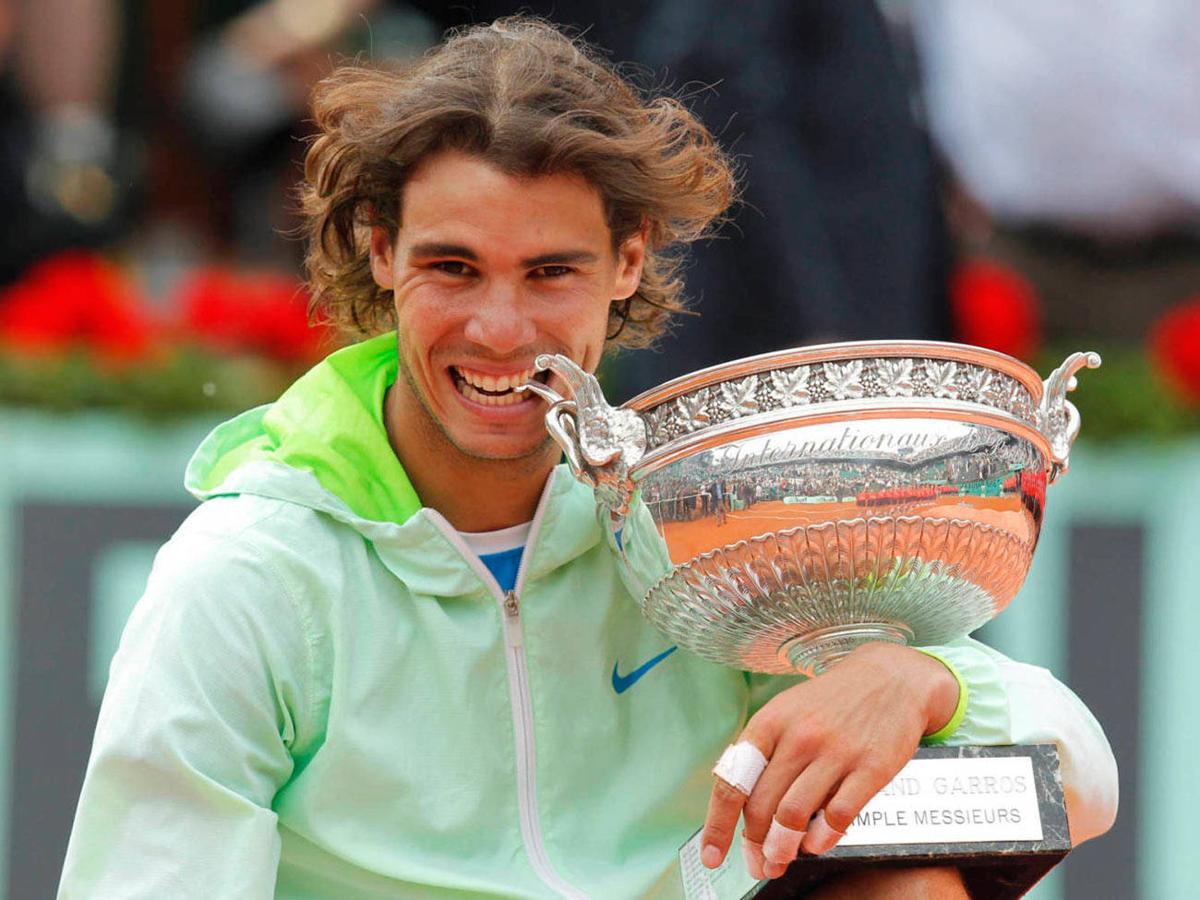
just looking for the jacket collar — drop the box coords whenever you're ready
[203,458,605,599]
[184,333,607,598]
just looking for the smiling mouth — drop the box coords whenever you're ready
[450,365,549,406]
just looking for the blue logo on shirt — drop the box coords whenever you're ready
[611,646,678,694]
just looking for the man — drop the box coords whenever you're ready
[709,480,726,526]
[59,18,1116,899]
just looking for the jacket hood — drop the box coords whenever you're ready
[186,331,421,525]
[183,332,606,596]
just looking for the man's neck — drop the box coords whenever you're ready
[383,384,557,532]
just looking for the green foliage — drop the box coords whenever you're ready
[0,349,304,420]
[1039,343,1200,442]
[3,339,1198,439]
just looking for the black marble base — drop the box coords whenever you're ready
[750,852,1064,900]
[668,745,1072,900]
[749,745,1069,900]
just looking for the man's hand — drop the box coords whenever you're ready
[701,642,961,880]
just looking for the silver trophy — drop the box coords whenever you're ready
[522,342,1099,676]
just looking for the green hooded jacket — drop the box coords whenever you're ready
[58,334,1116,898]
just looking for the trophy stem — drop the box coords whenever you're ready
[782,623,915,675]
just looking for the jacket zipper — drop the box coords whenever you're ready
[500,589,587,900]
[424,476,588,899]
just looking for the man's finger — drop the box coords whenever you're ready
[700,776,752,867]
[803,769,888,856]
[740,751,809,846]
[738,742,817,879]
[741,835,766,882]
[701,734,773,867]
[761,819,804,870]
[764,757,841,865]
[711,740,769,795]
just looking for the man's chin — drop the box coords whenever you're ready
[451,433,557,465]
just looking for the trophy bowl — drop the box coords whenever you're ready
[521,342,1099,676]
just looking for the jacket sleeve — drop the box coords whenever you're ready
[916,637,1119,846]
[58,515,317,899]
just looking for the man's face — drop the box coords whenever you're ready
[370,151,644,463]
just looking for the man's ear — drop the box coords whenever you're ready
[613,225,647,301]
[369,226,396,290]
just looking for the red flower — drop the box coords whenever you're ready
[1150,298,1200,407]
[949,259,1042,362]
[0,252,152,361]
[175,268,327,364]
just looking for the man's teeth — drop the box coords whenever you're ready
[456,366,536,392]
[454,366,537,405]
[459,381,527,406]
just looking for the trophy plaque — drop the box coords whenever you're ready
[520,341,1098,896]
[677,745,1070,900]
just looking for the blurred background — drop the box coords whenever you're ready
[1,1,1197,897]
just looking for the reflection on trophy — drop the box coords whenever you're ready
[521,341,1098,679]
[523,342,1099,896]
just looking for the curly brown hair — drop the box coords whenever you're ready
[298,16,736,350]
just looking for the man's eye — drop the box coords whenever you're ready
[533,265,573,278]
[433,261,474,276]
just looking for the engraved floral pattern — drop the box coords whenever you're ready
[983,375,1009,406]
[1014,392,1033,421]
[963,367,993,403]
[676,389,710,430]
[925,360,960,399]
[580,406,646,466]
[643,404,671,446]
[824,360,865,400]
[643,357,1041,451]
[878,358,915,397]
[769,367,812,406]
[1003,380,1030,420]
[719,375,760,418]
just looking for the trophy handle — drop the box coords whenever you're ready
[517,354,647,518]
[1039,351,1101,483]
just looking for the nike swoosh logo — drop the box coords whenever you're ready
[612,646,678,694]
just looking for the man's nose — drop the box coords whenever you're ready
[463,280,537,353]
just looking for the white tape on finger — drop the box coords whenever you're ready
[763,819,805,864]
[712,741,768,795]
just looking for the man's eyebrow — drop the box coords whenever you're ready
[406,245,599,268]
[521,250,599,267]
[408,242,479,261]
